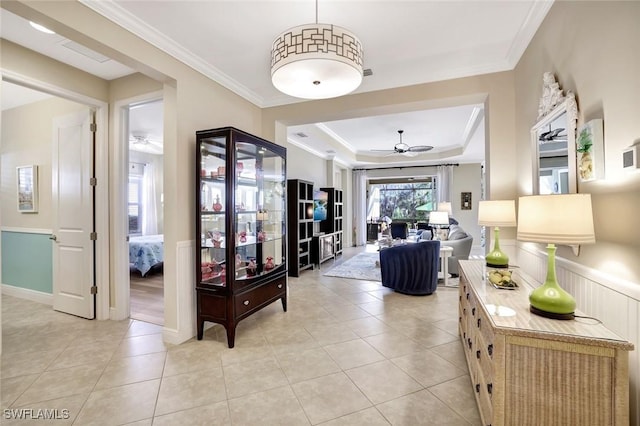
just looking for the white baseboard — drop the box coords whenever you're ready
[162,326,194,345]
[2,283,53,305]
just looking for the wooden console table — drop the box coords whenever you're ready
[458,260,633,426]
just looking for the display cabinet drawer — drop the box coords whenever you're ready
[235,279,285,316]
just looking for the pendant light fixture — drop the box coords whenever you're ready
[270,0,364,99]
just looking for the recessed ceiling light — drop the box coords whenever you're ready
[29,21,55,34]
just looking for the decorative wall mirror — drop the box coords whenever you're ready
[531,72,578,194]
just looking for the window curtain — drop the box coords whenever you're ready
[352,169,367,246]
[142,163,158,235]
[436,165,454,205]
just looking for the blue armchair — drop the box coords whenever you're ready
[379,240,440,295]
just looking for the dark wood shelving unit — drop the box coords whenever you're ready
[320,187,344,257]
[287,179,314,277]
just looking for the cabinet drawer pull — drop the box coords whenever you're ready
[459,295,462,302]
[475,384,480,393]
[459,316,462,323]
[476,350,480,359]
[466,293,470,300]
[488,344,493,356]
[472,307,476,316]
[463,308,466,315]
[487,383,493,394]
[463,332,466,339]
[243,300,250,306]
[277,284,283,289]
[477,318,481,328]
[467,338,472,349]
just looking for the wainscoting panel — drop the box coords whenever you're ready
[163,240,196,345]
[516,244,640,425]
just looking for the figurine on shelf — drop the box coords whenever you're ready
[264,256,275,271]
[212,195,223,212]
[247,258,257,276]
[239,231,247,243]
[209,230,222,248]
[235,253,242,268]
[257,231,266,243]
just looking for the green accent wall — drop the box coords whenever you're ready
[1,231,52,294]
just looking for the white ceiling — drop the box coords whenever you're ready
[1,1,553,167]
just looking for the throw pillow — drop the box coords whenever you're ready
[448,225,468,240]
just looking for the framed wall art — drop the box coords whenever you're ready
[461,191,472,210]
[17,165,38,213]
[577,119,604,182]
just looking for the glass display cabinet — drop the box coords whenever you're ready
[196,127,287,348]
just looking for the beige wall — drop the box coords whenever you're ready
[1,96,88,229]
[451,163,483,246]
[2,0,262,333]
[515,1,640,283]
[284,141,327,186]
[262,72,517,235]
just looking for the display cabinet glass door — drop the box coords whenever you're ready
[234,142,286,280]
[199,136,227,286]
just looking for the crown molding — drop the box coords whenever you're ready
[505,0,554,68]
[80,0,265,107]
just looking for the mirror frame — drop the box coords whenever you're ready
[531,72,578,195]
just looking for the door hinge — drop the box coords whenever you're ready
[90,286,98,295]
[90,177,97,186]
[90,232,97,240]
[90,123,97,132]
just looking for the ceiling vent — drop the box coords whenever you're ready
[363,68,373,77]
[294,132,308,138]
[60,40,111,63]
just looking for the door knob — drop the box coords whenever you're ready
[49,235,57,241]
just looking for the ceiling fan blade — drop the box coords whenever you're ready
[408,145,434,153]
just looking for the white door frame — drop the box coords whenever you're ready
[111,91,164,321]
[2,70,110,320]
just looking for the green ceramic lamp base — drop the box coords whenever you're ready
[529,244,576,321]
[485,228,509,268]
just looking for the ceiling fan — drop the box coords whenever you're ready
[371,130,433,156]
[129,134,163,153]
[538,126,566,143]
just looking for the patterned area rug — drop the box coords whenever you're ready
[323,252,381,281]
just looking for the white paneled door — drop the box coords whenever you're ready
[52,109,96,319]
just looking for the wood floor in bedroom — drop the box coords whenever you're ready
[130,265,164,326]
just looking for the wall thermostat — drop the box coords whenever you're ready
[622,144,639,170]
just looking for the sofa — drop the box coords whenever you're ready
[379,240,440,295]
[421,223,473,277]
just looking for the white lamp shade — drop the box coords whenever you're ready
[437,202,452,215]
[478,200,516,227]
[517,194,595,245]
[271,24,363,99]
[429,211,449,226]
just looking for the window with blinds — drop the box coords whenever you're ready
[128,163,144,235]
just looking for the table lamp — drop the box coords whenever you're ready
[429,211,449,240]
[517,194,595,320]
[478,200,517,268]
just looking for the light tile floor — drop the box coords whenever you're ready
[1,246,481,425]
